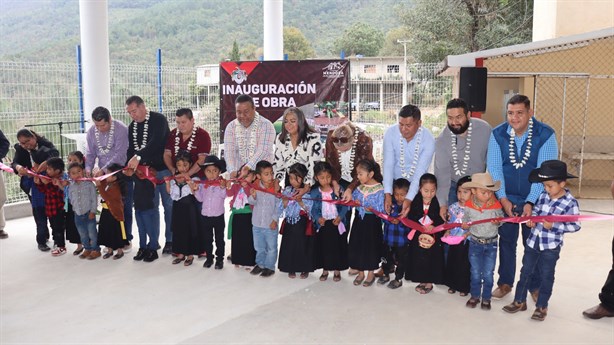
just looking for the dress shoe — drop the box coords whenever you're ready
[79,250,91,259]
[133,248,147,261]
[481,300,491,310]
[0,230,9,239]
[260,268,275,277]
[143,250,159,262]
[38,243,51,252]
[492,284,512,299]
[377,275,391,285]
[215,261,224,270]
[203,258,214,268]
[466,297,480,308]
[250,266,263,275]
[87,251,101,260]
[583,304,614,319]
[531,307,547,321]
[502,301,527,313]
[162,242,172,255]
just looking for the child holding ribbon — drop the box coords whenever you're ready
[66,162,98,260]
[461,172,504,310]
[227,167,256,268]
[348,159,385,287]
[382,178,412,289]
[310,161,349,282]
[64,151,85,255]
[278,163,314,279]
[503,160,581,321]
[406,173,445,294]
[96,164,128,260]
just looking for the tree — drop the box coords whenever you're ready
[380,26,412,57]
[229,40,241,61]
[240,43,260,61]
[399,0,533,62]
[332,22,384,57]
[284,26,315,60]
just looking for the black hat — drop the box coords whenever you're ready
[202,155,227,173]
[528,160,577,183]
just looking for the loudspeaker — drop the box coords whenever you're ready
[459,67,487,112]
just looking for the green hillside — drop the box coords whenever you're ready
[0,0,402,66]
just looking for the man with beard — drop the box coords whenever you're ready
[434,98,492,220]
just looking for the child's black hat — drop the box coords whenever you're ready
[528,160,577,183]
[202,155,227,173]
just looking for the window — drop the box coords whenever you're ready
[364,64,376,74]
[202,69,211,77]
[387,64,400,73]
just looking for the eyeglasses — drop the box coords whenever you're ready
[331,136,350,144]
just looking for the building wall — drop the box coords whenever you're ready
[533,0,614,41]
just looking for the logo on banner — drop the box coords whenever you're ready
[322,62,344,79]
[231,68,248,84]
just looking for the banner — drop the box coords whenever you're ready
[219,60,350,140]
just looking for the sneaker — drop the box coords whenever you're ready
[387,279,403,289]
[481,300,492,310]
[531,307,548,321]
[260,268,275,277]
[215,261,224,270]
[492,284,512,299]
[162,242,172,255]
[51,247,67,256]
[38,243,51,252]
[502,301,528,313]
[466,297,480,308]
[79,250,91,259]
[0,230,8,239]
[88,251,101,260]
[377,274,391,285]
[133,248,147,261]
[250,266,263,275]
[203,258,214,268]
[143,250,159,262]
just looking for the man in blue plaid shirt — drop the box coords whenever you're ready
[503,160,581,321]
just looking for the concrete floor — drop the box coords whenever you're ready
[1,199,613,345]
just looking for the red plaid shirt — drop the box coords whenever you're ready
[36,181,65,217]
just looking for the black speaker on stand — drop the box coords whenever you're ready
[459,67,487,112]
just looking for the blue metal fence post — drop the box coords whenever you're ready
[157,48,163,113]
[76,45,85,133]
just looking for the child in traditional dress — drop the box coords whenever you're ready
[382,178,412,289]
[406,173,445,294]
[194,155,228,269]
[64,151,85,255]
[278,163,314,279]
[33,157,69,257]
[461,172,504,310]
[444,175,472,296]
[310,161,349,282]
[166,152,203,266]
[66,162,98,259]
[348,159,385,287]
[247,160,280,278]
[96,164,128,260]
[227,167,256,268]
[503,160,581,321]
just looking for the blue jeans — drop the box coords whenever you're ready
[74,212,99,251]
[513,244,561,308]
[123,177,134,241]
[253,225,278,270]
[497,204,541,290]
[468,240,498,300]
[32,205,49,245]
[135,208,159,250]
[153,169,173,243]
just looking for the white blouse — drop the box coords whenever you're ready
[273,132,323,186]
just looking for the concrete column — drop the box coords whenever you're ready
[263,0,283,61]
[79,0,111,128]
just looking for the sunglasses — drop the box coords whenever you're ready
[331,136,350,144]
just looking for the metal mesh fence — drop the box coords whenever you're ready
[1,60,451,204]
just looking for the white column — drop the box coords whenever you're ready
[263,0,283,60]
[79,0,111,128]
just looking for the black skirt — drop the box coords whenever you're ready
[315,220,349,271]
[98,208,127,250]
[406,232,445,284]
[65,204,81,244]
[171,195,204,256]
[278,216,315,273]
[444,240,471,293]
[348,212,382,271]
[230,212,256,266]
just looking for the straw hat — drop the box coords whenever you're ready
[463,172,501,191]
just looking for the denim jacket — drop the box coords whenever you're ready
[309,185,349,230]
